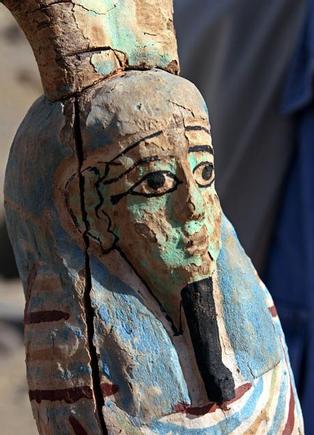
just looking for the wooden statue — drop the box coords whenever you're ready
[2,1,304,433]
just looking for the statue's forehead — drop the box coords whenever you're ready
[88,124,214,188]
[138,127,212,157]
[81,122,212,173]
[82,71,211,157]
[184,126,212,147]
[105,124,212,163]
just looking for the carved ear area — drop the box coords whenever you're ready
[56,162,117,255]
[83,168,117,255]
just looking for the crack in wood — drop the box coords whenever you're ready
[62,46,127,59]
[74,98,108,435]
[29,1,119,16]
[74,1,119,16]
[30,0,74,13]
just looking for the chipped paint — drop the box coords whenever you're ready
[2,1,303,432]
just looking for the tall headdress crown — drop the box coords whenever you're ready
[2,0,179,100]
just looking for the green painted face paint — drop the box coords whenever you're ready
[96,125,221,325]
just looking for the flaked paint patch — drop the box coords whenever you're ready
[90,50,121,76]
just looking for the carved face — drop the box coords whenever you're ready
[89,127,221,322]
[65,71,222,324]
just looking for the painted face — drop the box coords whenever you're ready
[96,123,222,323]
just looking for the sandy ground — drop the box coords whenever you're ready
[0,4,41,434]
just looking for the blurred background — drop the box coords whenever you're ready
[0,0,313,434]
[0,4,40,435]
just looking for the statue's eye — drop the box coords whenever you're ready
[131,171,180,197]
[193,162,215,187]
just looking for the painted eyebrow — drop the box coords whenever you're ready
[185,125,210,134]
[101,156,160,185]
[109,130,163,163]
[110,126,209,162]
[188,145,213,154]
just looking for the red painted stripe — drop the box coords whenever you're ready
[29,386,93,403]
[175,382,252,416]
[282,383,295,435]
[25,310,70,324]
[221,382,252,407]
[69,416,88,435]
[269,306,278,317]
[100,382,119,396]
[175,402,213,416]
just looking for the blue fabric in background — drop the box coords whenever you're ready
[174,0,310,428]
[264,1,314,432]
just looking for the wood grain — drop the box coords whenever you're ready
[2,0,179,100]
[2,0,304,433]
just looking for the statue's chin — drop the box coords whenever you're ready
[183,252,216,281]
[163,254,215,286]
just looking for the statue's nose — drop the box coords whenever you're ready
[174,178,206,223]
[186,193,205,220]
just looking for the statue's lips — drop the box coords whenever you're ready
[184,232,209,256]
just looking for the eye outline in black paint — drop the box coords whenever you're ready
[193,161,215,188]
[110,170,181,205]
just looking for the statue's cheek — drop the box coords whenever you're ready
[204,193,222,259]
[134,223,158,243]
[130,209,172,249]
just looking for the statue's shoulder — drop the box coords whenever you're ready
[216,214,283,379]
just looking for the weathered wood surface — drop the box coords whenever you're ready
[2,0,179,100]
[2,0,304,434]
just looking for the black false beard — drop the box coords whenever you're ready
[181,278,235,404]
